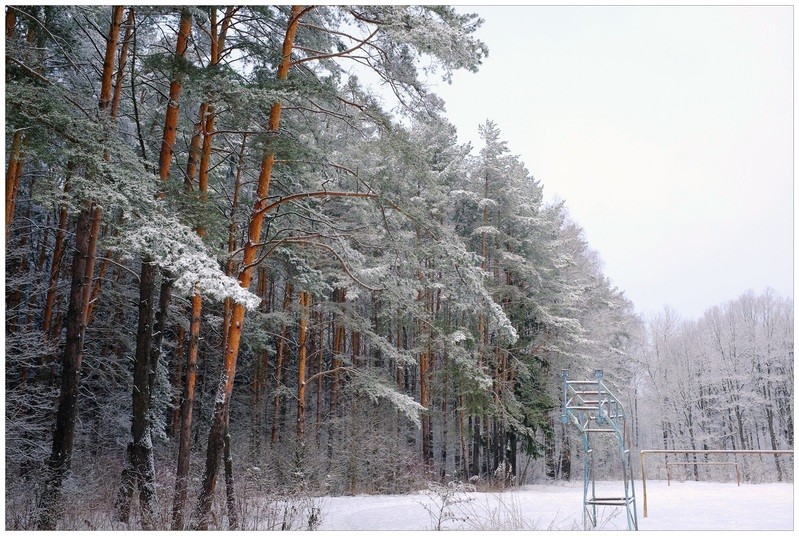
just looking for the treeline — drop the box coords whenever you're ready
[5,5,790,532]
[5,5,636,529]
[633,290,793,482]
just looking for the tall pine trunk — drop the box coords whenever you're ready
[170,290,202,530]
[170,16,224,522]
[114,257,158,527]
[168,6,237,529]
[36,7,123,528]
[86,7,135,321]
[331,287,347,418]
[173,18,238,525]
[42,171,71,344]
[193,8,304,527]
[297,291,311,439]
[116,9,191,526]
[5,129,24,242]
[271,282,294,444]
[36,202,103,529]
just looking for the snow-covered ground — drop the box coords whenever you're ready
[316,480,793,531]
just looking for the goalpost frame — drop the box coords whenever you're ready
[665,461,740,487]
[640,449,794,517]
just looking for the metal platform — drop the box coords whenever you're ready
[561,369,638,530]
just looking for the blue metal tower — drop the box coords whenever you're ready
[561,369,638,530]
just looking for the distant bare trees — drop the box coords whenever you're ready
[635,290,793,480]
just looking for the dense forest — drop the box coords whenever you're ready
[5,5,792,530]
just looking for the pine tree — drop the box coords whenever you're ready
[36,7,125,528]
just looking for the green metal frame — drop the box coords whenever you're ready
[561,369,638,530]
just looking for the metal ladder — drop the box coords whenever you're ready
[561,369,638,530]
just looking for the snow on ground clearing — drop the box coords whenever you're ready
[316,480,793,531]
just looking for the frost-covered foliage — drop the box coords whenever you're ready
[302,5,487,116]
[351,369,426,428]
[353,5,487,80]
[115,211,260,309]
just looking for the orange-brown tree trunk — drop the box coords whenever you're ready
[36,7,124,528]
[193,8,304,528]
[271,282,294,444]
[170,289,202,530]
[419,348,432,468]
[110,8,134,118]
[6,6,16,36]
[86,7,135,323]
[117,8,191,528]
[5,129,24,242]
[171,8,237,525]
[331,287,346,417]
[157,18,190,181]
[41,174,70,342]
[296,290,311,439]
[36,201,104,529]
[170,48,220,536]
[4,10,33,245]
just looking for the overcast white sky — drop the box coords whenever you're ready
[433,5,793,320]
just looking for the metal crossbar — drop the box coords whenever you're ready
[640,449,794,517]
[562,369,638,530]
[665,461,741,486]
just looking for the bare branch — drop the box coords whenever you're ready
[256,190,377,217]
[274,160,359,177]
[94,256,141,282]
[304,366,355,386]
[283,239,384,292]
[290,27,380,67]
[7,54,53,85]
[347,8,385,26]
[295,6,317,21]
